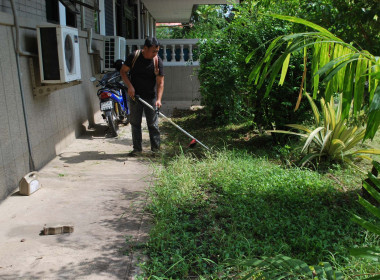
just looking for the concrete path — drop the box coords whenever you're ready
[0,117,155,279]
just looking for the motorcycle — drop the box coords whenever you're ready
[90,71,129,137]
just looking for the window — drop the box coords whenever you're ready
[46,0,59,23]
[94,9,100,33]
[46,0,77,28]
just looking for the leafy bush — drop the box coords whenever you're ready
[156,5,229,40]
[198,38,254,124]
[197,3,312,129]
[299,0,380,55]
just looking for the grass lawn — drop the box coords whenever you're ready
[138,109,380,279]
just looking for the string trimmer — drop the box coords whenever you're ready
[133,95,210,151]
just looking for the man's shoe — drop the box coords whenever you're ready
[150,148,161,157]
[128,150,142,157]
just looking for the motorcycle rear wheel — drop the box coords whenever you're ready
[105,109,118,137]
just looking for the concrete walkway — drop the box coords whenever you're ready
[0,117,155,279]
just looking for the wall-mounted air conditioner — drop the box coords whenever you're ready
[103,36,126,71]
[37,25,81,83]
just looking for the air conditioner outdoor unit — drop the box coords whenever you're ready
[103,36,126,71]
[37,25,81,83]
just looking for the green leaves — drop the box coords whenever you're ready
[354,54,369,114]
[350,161,380,270]
[365,87,380,140]
[249,14,380,140]
[351,214,380,236]
[350,247,380,263]
[271,92,380,167]
[266,14,341,41]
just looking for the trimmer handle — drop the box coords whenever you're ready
[132,94,141,102]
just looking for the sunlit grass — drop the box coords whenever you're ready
[138,109,380,279]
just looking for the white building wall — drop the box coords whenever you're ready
[0,25,29,200]
[0,1,102,200]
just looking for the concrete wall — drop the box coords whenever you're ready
[0,0,45,21]
[161,65,201,115]
[0,1,104,201]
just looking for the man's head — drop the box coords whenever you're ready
[142,37,160,59]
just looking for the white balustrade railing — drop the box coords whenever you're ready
[126,39,199,66]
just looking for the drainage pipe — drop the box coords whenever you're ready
[10,0,36,171]
[87,28,94,54]
[10,0,36,57]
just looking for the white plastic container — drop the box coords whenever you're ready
[19,172,41,196]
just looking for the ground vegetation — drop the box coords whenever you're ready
[138,1,380,278]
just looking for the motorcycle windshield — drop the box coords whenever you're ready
[100,71,120,84]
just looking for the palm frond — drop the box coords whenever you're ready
[248,14,380,140]
[351,162,380,267]
[285,124,312,133]
[302,127,324,153]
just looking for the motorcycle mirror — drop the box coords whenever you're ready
[89,77,97,82]
[114,60,124,72]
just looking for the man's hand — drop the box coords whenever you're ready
[120,64,135,98]
[156,75,164,109]
[128,86,135,99]
[155,99,162,108]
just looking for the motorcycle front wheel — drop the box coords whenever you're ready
[105,109,118,137]
[122,113,130,125]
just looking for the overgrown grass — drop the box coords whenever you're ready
[159,109,277,159]
[138,109,380,279]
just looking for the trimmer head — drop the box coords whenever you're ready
[188,139,197,148]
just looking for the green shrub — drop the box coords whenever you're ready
[198,4,312,129]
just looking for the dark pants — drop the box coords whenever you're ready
[129,96,160,151]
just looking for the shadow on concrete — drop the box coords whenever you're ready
[0,113,153,280]
[0,189,151,280]
[80,123,131,141]
[57,150,156,165]
[10,191,22,197]
[81,123,109,139]
[58,151,128,164]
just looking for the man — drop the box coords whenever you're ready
[120,37,164,155]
